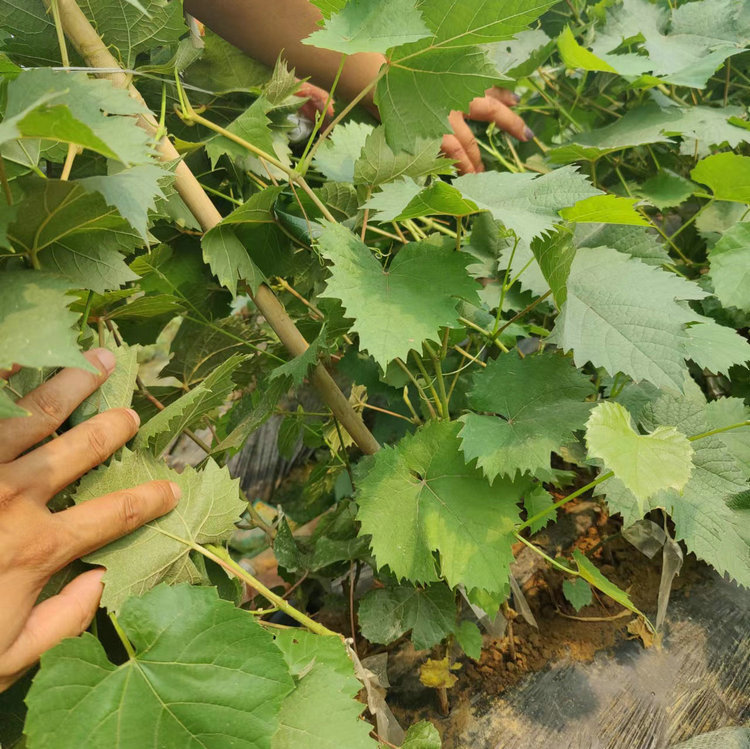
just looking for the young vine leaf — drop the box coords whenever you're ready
[74,450,245,611]
[708,223,750,314]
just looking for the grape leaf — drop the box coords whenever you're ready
[590,0,750,88]
[71,340,139,425]
[585,401,693,509]
[682,318,750,375]
[636,171,697,210]
[202,224,265,296]
[272,630,374,749]
[356,420,523,595]
[600,388,750,587]
[0,386,29,420]
[4,69,151,165]
[79,164,169,242]
[8,179,140,293]
[562,577,592,611]
[313,121,373,183]
[74,449,245,611]
[135,354,246,456]
[0,0,65,66]
[358,583,456,650]
[529,227,577,305]
[402,721,442,749]
[304,0,430,55]
[691,153,750,203]
[460,352,595,482]
[24,585,293,749]
[550,246,708,391]
[365,179,478,222]
[573,223,669,266]
[558,26,617,72]
[269,325,327,387]
[0,271,91,372]
[453,167,601,242]
[77,0,188,68]
[317,223,479,368]
[523,484,556,534]
[708,222,750,313]
[353,126,453,187]
[559,194,648,226]
[572,550,644,617]
[205,98,277,169]
[455,620,483,660]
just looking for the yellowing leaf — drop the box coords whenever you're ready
[586,401,693,508]
[419,657,460,689]
[560,194,649,226]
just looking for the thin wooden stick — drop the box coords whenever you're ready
[49,0,379,456]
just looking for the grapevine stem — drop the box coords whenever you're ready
[0,157,13,205]
[199,543,338,637]
[395,357,437,420]
[423,341,449,419]
[48,0,379,456]
[514,533,577,575]
[109,613,136,659]
[411,351,443,418]
[60,143,77,180]
[689,420,750,441]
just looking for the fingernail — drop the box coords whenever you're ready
[168,482,182,503]
[126,408,141,427]
[511,93,521,105]
[523,126,535,141]
[93,348,116,374]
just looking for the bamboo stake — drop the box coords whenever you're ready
[49,0,380,455]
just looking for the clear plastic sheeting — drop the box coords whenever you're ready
[442,574,749,748]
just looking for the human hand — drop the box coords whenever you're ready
[0,350,181,691]
[443,87,532,174]
[294,80,335,125]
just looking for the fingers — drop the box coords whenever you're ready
[449,110,484,173]
[8,408,140,503]
[295,81,335,121]
[0,569,104,689]
[55,480,180,564]
[0,349,116,463]
[468,96,531,141]
[486,87,519,107]
[0,364,21,381]
[442,133,474,175]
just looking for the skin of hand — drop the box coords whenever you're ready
[184,0,531,173]
[0,349,181,692]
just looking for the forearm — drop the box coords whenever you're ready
[183,0,384,108]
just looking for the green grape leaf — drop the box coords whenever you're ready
[313,121,373,183]
[599,0,750,88]
[559,194,649,226]
[572,550,645,618]
[691,153,750,203]
[272,630,374,749]
[214,186,291,278]
[162,316,254,387]
[682,318,750,375]
[79,164,169,242]
[358,583,456,650]
[402,720,442,749]
[585,401,693,509]
[135,354,246,456]
[269,325,327,387]
[78,0,188,68]
[636,171,697,210]
[74,449,245,611]
[365,178,478,222]
[357,420,523,595]
[573,223,669,266]
[455,620,483,660]
[523,484,556,534]
[600,388,750,587]
[0,271,92,372]
[353,126,453,187]
[8,178,140,293]
[705,398,750,473]
[453,167,601,242]
[202,224,265,296]
[24,585,293,748]
[71,340,139,425]
[4,69,151,165]
[459,352,595,482]
[529,227,577,306]
[558,26,617,72]
[305,0,430,55]
[708,222,750,312]
[562,577,592,611]
[205,98,277,169]
[0,0,65,66]
[317,223,479,368]
[550,247,707,391]
[185,30,272,93]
